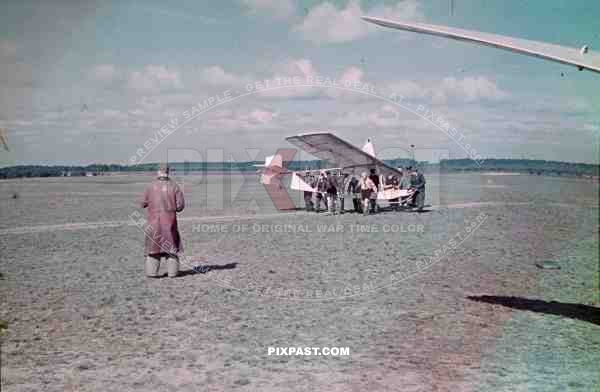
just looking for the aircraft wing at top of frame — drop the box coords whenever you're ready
[361,16,600,74]
[285,132,402,177]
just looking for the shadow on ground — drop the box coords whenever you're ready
[181,262,238,276]
[149,263,238,278]
[467,295,600,326]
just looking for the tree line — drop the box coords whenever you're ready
[0,159,597,179]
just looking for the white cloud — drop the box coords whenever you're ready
[240,0,295,20]
[258,58,321,99]
[295,0,423,44]
[386,76,508,103]
[339,66,363,83]
[325,66,366,101]
[331,104,404,129]
[88,64,184,95]
[368,104,401,128]
[81,60,503,110]
[295,1,366,44]
[258,59,370,102]
[199,65,252,87]
[386,80,426,99]
[78,62,508,138]
[217,58,500,106]
[128,65,183,93]
[201,107,280,131]
[249,109,278,123]
[434,76,507,103]
[279,58,318,78]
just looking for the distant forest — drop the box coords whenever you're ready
[0,159,598,179]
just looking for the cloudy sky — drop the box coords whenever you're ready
[0,0,598,165]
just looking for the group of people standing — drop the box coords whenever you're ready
[138,164,426,278]
[299,166,426,215]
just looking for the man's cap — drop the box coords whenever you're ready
[159,163,170,172]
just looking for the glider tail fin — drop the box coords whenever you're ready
[362,138,375,157]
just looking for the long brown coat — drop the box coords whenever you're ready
[141,177,185,256]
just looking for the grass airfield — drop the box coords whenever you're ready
[0,173,598,391]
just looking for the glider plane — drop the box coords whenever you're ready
[361,16,600,74]
[256,132,414,202]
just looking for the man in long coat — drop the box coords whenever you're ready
[140,163,185,277]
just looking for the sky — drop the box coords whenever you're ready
[0,0,598,166]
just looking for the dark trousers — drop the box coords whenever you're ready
[369,199,377,213]
[414,190,425,210]
[315,194,327,211]
[304,192,313,211]
[352,197,361,212]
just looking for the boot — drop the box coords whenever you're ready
[145,256,160,277]
[166,257,179,278]
[327,196,335,215]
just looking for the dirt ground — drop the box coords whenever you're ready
[0,173,598,391]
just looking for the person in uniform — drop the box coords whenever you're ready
[359,172,377,215]
[140,163,185,278]
[409,167,426,211]
[314,171,328,212]
[299,171,314,211]
[347,174,362,213]
[368,168,380,213]
[325,171,338,215]
[339,173,351,214]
